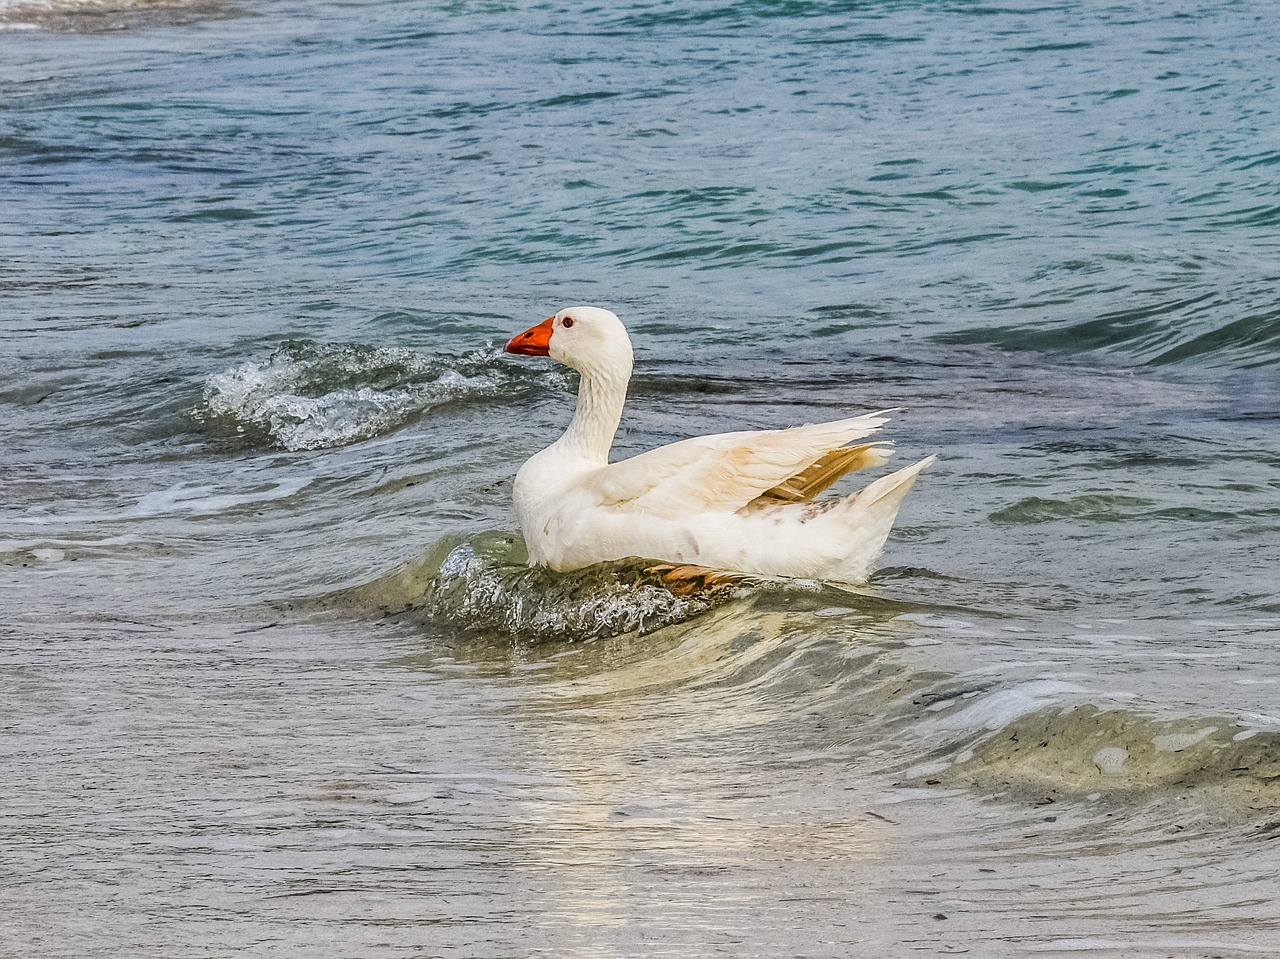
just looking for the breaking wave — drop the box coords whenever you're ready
[314,532,1280,813]
[198,341,560,451]
[930,702,1280,811]
[329,531,759,642]
[0,0,240,31]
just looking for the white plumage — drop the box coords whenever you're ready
[505,306,934,583]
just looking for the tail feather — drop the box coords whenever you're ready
[851,454,936,510]
[828,455,936,583]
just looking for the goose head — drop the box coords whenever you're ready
[505,306,633,380]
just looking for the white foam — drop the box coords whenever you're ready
[1092,746,1128,774]
[895,612,976,630]
[0,0,201,12]
[200,344,515,451]
[130,478,309,517]
[921,679,1085,732]
[412,535,744,641]
[1152,726,1218,753]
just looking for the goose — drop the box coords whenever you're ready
[504,306,934,584]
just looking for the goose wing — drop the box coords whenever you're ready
[585,410,893,518]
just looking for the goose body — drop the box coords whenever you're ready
[505,307,934,584]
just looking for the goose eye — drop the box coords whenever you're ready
[561,316,575,328]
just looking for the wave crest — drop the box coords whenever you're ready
[0,0,240,31]
[332,532,753,642]
[919,700,1280,809]
[198,341,549,451]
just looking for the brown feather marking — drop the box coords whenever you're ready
[645,563,745,596]
[758,443,890,504]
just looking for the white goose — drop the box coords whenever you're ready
[504,307,934,584]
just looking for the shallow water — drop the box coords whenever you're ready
[3,0,1279,955]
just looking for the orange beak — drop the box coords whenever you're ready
[505,316,555,356]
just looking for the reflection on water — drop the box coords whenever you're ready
[5,591,1278,956]
[393,605,1277,956]
[327,531,1280,825]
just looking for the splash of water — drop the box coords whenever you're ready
[330,531,754,642]
[0,0,240,31]
[198,341,553,451]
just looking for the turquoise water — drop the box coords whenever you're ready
[3,1,1279,955]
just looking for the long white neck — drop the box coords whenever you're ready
[557,362,629,465]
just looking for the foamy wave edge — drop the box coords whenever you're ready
[197,340,541,451]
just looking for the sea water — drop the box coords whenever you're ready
[2,1,1278,955]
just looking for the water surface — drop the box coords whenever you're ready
[3,0,1279,955]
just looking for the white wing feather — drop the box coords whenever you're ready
[584,410,893,517]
